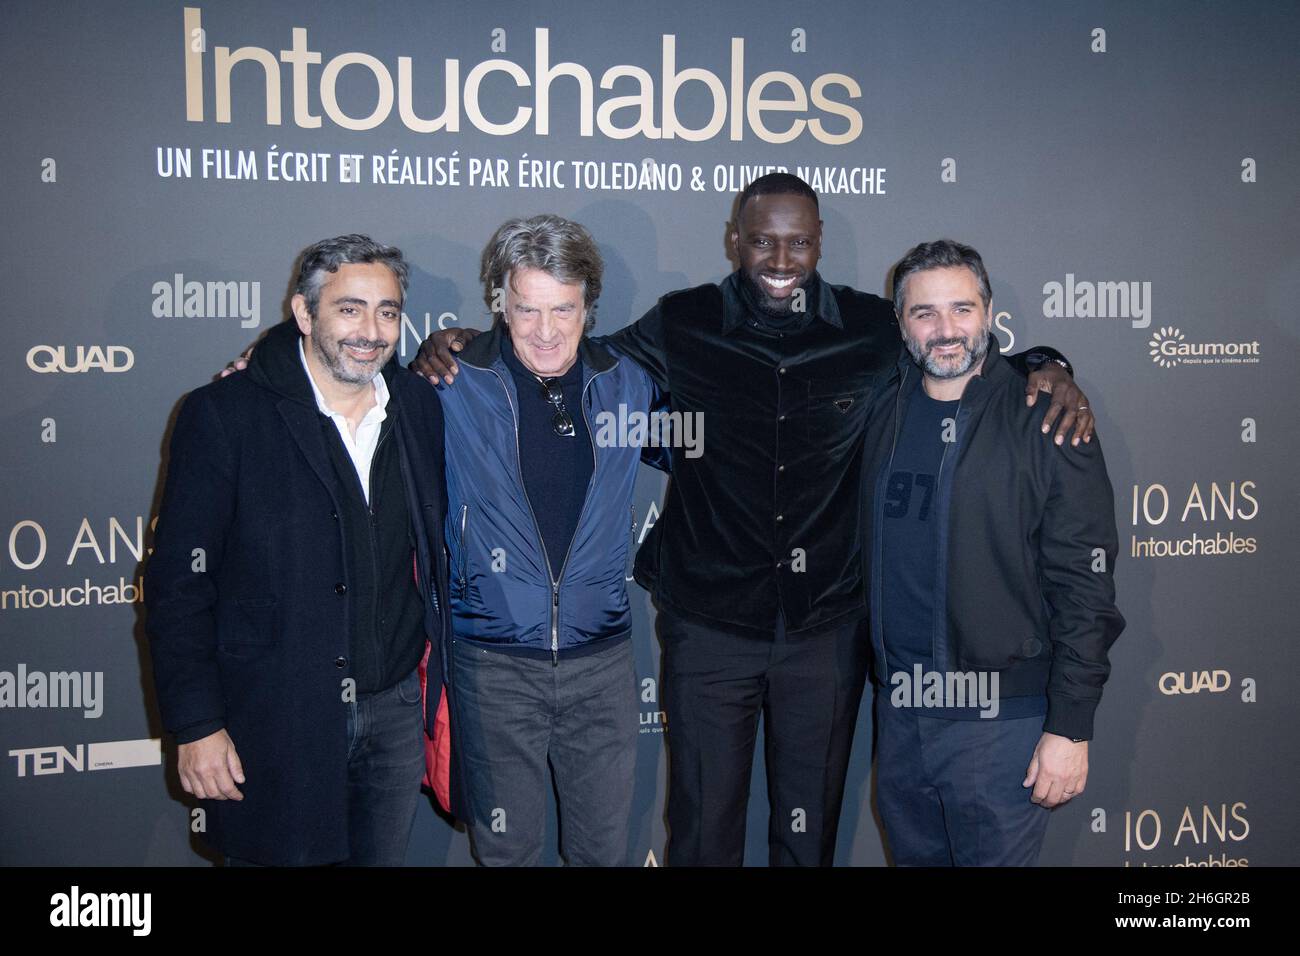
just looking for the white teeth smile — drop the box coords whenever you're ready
[763,275,796,289]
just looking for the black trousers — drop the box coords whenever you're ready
[657,608,870,866]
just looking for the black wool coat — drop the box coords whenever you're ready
[145,320,449,865]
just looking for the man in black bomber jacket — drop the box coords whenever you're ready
[863,239,1125,866]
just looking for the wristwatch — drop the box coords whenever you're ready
[1026,353,1074,378]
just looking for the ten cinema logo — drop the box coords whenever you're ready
[10,738,161,777]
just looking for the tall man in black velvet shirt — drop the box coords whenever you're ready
[416,173,1094,866]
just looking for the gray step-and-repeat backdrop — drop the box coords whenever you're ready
[1,0,1296,866]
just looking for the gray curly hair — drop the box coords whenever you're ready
[480,214,603,332]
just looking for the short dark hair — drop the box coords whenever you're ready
[735,172,819,220]
[295,234,410,316]
[892,239,992,314]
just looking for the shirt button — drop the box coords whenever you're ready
[778,464,786,473]
[334,656,347,668]
[335,583,347,595]
[776,560,784,568]
[778,367,787,375]
[329,510,338,520]
[778,415,786,423]
[776,514,784,523]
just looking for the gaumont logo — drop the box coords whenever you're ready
[181,7,863,144]
[1148,326,1260,368]
[27,346,134,374]
[1159,670,1230,695]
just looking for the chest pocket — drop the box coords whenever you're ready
[805,373,874,440]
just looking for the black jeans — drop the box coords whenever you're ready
[658,610,870,866]
[225,665,424,867]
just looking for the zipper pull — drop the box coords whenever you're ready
[551,586,559,667]
[458,504,468,589]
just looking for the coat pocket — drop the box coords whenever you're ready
[219,597,279,646]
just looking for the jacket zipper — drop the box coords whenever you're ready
[930,386,966,675]
[625,505,637,583]
[457,503,468,590]
[547,367,610,665]
[486,361,613,666]
[486,368,564,667]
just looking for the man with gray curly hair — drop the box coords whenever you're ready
[478,213,603,334]
[436,214,665,866]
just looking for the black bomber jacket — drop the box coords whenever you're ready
[861,341,1125,740]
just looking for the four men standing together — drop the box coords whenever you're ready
[146,173,1122,867]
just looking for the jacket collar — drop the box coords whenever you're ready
[720,270,843,334]
[456,320,618,376]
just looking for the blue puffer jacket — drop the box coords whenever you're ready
[437,324,660,663]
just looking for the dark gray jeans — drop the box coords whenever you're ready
[226,665,424,867]
[450,636,636,866]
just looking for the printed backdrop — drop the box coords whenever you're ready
[1,0,1296,866]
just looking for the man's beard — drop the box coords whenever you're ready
[738,266,816,319]
[311,332,392,386]
[905,327,991,380]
